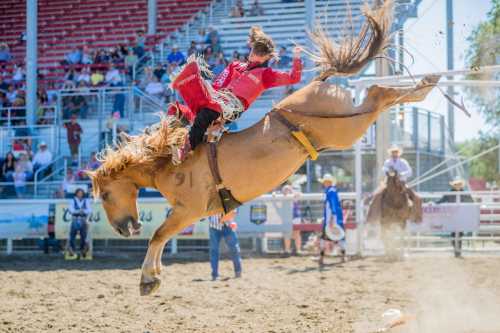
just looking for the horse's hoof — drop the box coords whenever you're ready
[139,277,161,296]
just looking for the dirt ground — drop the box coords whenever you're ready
[1,253,500,333]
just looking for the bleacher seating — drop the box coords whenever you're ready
[0,0,211,85]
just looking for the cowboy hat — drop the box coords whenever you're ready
[387,146,402,154]
[318,173,336,184]
[449,178,465,188]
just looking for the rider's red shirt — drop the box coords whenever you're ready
[213,58,303,109]
[170,58,302,122]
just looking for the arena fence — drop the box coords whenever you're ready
[1,192,500,256]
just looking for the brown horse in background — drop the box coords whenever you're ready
[366,170,423,258]
[89,0,439,295]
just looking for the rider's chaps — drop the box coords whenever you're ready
[207,142,242,214]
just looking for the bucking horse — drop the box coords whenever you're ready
[88,0,439,295]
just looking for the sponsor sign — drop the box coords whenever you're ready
[236,198,293,234]
[407,203,481,233]
[0,203,49,238]
[55,201,208,239]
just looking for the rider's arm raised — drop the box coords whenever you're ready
[263,58,302,88]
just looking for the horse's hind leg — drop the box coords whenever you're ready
[140,207,194,296]
[362,75,441,110]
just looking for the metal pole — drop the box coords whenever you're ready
[306,159,312,192]
[209,3,213,25]
[147,0,157,35]
[305,0,315,81]
[413,108,421,191]
[171,238,178,254]
[354,85,363,255]
[446,0,455,144]
[374,0,391,189]
[26,0,38,127]
[6,238,13,255]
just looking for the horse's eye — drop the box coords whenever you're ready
[102,192,109,201]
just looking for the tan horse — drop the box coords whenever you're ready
[89,1,440,295]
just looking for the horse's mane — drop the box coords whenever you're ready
[305,0,393,81]
[89,116,188,197]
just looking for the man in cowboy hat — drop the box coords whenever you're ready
[318,173,344,265]
[437,177,474,258]
[172,26,303,162]
[66,187,92,260]
[382,146,412,182]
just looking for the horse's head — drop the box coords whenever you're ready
[386,170,405,193]
[89,171,142,237]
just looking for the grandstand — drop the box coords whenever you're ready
[0,0,211,85]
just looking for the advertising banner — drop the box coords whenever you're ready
[236,198,293,235]
[55,201,208,239]
[0,202,49,238]
[407,203,481,233]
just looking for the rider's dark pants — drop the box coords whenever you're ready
[451,232,463,256]
[69,218,88,253]
[189,108,220,149]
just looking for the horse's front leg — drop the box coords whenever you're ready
[140,207,193,296]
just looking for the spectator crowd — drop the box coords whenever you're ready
[0,0,301,199]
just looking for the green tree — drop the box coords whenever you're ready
[457,132,499,182]
[465,0,500,127]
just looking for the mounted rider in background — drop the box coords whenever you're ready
[382,146,421,220]
[383,146,412,181]
[170,26,303,162]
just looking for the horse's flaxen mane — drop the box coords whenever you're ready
[89,116,188,197]
[306,0,393,81]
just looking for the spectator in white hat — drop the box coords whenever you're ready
[32,142,53,173]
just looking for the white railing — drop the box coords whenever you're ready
[33,155,67,197]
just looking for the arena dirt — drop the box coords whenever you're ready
[1,254,499,333]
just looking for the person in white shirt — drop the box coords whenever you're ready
[105,65,122,85]
[32,142,53,172]
[77,67,91,84]
[382,146,412,182]
[66,188,92,259]
[145,77,164,98]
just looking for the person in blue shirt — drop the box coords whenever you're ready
[319,173,344,266]
[167,45,186,66]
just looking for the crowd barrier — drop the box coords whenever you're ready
[1,192,500,255]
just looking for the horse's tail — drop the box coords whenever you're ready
[307,0,393,81]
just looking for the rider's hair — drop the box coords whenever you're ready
[249,26,276,57]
